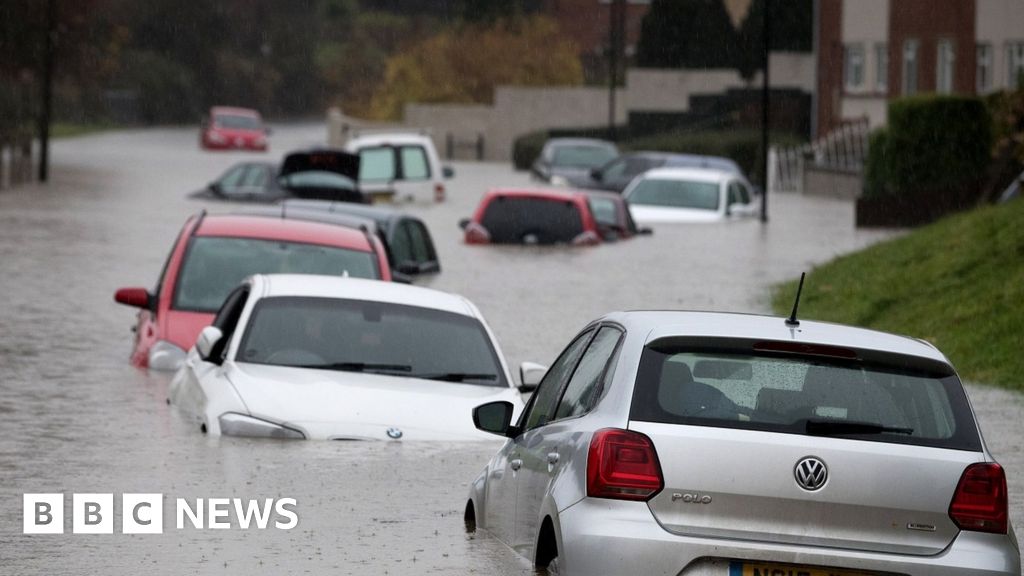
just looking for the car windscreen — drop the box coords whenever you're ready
[214,114,262,130]
[630,347,981,451]
[173,237,378,313]
[480,196,584,244]
[551,145,617,168]
[237,296,507,387]
[627,178,720,211]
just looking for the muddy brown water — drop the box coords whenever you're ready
[1,124,1021,574]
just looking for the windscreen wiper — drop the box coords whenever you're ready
[410,372,498,383]
[805,419,914,436]
[300,362,412,374]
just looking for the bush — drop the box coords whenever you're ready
[862,128,891,199]
[511,130,550,171]
[884,95,992,199]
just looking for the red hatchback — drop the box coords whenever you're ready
[200,106,269,151]
[460,188,645,245]
[114,212,391,370]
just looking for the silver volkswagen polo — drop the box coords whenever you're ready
[466,311,1020,575]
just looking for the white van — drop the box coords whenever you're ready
[343,131,454,204]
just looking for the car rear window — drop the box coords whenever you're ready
[480,197,584,244]
[173,237,378,312]
[630,346,981,451]
[628,178,720,211]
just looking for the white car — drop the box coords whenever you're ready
[623,167,759,224]
[343,131,453,203]
[168,274,527,440]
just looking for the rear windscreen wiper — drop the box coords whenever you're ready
[410,372,498,383]
[805,419,914,436]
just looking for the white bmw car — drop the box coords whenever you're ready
[168,274,527,440]
[623,167,759,224]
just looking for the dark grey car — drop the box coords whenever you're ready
[531,138,619,186]
[574,151,744,193]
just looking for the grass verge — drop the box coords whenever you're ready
[771,199,1024,390]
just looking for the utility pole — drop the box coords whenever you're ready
[608,0,625,141]
[760,0,771,223]
[38,0,56,183]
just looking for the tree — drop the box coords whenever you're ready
[635,0,740,69]
[737,0,813,80]
[366,15,583,120]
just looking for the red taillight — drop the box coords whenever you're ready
[949,463,1008,534]
[434,183,445,202]
[464,222,490,244]
[587,428,663,501]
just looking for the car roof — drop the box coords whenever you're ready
[544,137,617,148]
[194,214,375,252]
[346,132,434,147]
[601,310,949,364]
[210,106,261,117]
[253,274,477,317]
[238,206,379,236]
[638,167,736,183]
[630,151,739,170]
[281,199,408,226]
[485,187,585,202]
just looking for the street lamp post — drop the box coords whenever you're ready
[760,0,771,223]
[38,0,56,183]
[608,0,625,141]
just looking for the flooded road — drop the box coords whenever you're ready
[1,124,1022,574]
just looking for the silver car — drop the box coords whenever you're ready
[466,311,1020,575]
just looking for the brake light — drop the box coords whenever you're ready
[587,428,663,501]
[949,463,1008,534]
[434,183,445,202]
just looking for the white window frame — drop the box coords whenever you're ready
[1009,42,1024,90]
[977,43,993,94]
[903,39,919,95]
[844,43,866,93]
[875,43,888,93]
[936,39,955,94]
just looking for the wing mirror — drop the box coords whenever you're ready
[590,168,603,181]
[458,218,470,231]
[114,287,152,309]
[442,166,455,179]
[518,361,547,393]
[637,226,653,236]
[473,401,515,436]
[195,326,223,362]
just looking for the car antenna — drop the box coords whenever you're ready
[785,272,806,327]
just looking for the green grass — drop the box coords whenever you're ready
[51,122,116,139]
[771,199,1024,390]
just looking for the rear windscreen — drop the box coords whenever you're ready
[630,347,980,451]
[480,197,584,244]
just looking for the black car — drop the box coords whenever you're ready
[572,151,744,193]
[280,199,440,278]
[191,149,366,204]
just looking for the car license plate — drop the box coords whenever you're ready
[728,561,875,576]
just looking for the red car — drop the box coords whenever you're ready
[200,106,269,151]
[459,188,647,245]
[114,212,391,370]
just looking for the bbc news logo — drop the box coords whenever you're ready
[23,493,298,534]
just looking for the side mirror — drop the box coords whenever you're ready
[518,361,547,393]
[264,127,273,136]
[442,166,455,179]
[195,326,223,362]
[114,287,152,309]
[458,218,471,231]
[590,168,603,181]
[637,226,653,236]
[473,401,514,436]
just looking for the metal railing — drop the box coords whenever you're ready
[768,117,870,194]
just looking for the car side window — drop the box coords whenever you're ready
[553,326,623,421]
[390,222,414,264]
[601,158,626,180]
[405,220,432,263]
[218,165,247,191]
[359,147,396,181]
[209,286,249,360]
[399,146,430,180]
[728,181,751,205]
[523,329,594,432]
[241,165,267,189]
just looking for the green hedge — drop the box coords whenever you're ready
[862,128,890,199]
[869,95,992,199]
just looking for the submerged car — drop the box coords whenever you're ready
[531,138,619,187]
[466,310,1019,575]
[460,188,643,246]
[169,274,525,440]
[191,150,365,204]
[200,106,269,151]
[113,212,390,371]
[624,167,759,224]
[575,151,743,193]
[343,131,454,203]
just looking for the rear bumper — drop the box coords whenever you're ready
[557,499,1020,576]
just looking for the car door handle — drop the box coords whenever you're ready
[547,452,559,465]
[510,458,522,471]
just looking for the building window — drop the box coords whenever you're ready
[903,39,919,95]
[936,40,955,94]
[844,44,865,92]
[1009,42,1024,89]
[977,44,993,93]
[875,43,888,93]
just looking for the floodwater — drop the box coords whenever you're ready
[1,124,1022,574]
